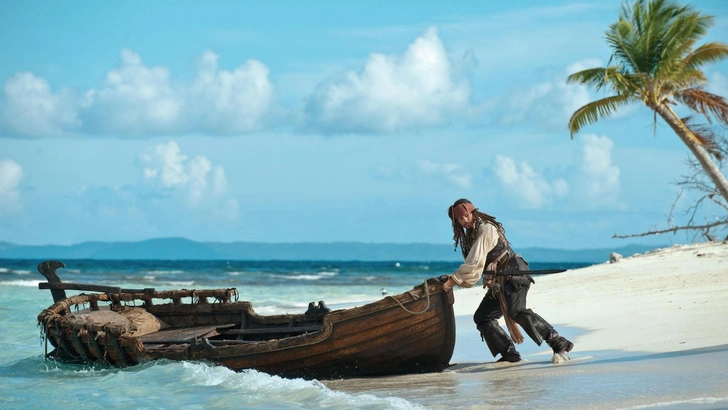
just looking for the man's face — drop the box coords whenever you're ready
[457,211,474,229]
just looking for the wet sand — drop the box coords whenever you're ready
[325,344,728,409]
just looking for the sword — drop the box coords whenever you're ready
[483,268,567,275]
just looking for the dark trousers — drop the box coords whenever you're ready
[474,275,557,348]
[473,276,531,325]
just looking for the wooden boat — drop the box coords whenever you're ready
[36,260,456,379]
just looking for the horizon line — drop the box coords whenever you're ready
[0,237,672,251]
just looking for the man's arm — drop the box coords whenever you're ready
[444,223,499,290]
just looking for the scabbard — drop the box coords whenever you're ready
[484,268,566,276]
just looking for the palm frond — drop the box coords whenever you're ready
[653,7,713,81]
[568,66,643,96]
[625,0,673,73]
[606,19,641,72]
[682,115,719,158]
[674,88,728,126]
[610,0,713,78]
[653,36,696,81]
[658,7,709,60]
[682,42,728,71]
[569,0,726,140]
[658,66,706,98]
[566,67,611,89]
[568,94,633,138]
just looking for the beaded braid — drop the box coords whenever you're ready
[448,199,509,259]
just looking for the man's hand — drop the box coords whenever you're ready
[442,276,455,292]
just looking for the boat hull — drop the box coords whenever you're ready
[38,274,455,380]
[206,283,455,379]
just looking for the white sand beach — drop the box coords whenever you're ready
[460,241,728,354]
[324,241,728,409]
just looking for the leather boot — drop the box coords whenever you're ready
[513,309,558,345]
[512,309,574,361]
[497,344,522,363]
[546,334,574,357]
[477,320,521,363]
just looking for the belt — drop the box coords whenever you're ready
[482,249,511,288]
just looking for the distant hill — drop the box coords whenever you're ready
[0,238,664,263]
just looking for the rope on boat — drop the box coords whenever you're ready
[388,279,431,314]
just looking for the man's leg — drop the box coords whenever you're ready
[474,291,521,362]
[504,276,574,361]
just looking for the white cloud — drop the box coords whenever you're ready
[492,155,568,209]
[578,134,620,205]
[489,135,620,210]
[304,27,471,133]
[0,73,83,137]
[418,159,471,188]
[1,49,274,138]
[0,159,23,215]
[138,141,239,218]
[86,49,182,135]
[189,51,273,134]
[498,62,596,130]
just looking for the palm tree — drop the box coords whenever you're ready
[567,0,728,203]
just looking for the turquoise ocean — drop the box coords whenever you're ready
[0,258,588,410]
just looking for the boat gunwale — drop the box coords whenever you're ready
[38,278,446,336]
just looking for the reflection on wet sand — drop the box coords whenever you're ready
[323,345,728,409]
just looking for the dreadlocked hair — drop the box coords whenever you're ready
[448,199,508,259]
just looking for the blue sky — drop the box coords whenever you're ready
[1,0,727,249]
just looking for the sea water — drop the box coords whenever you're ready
[0,258,588,410]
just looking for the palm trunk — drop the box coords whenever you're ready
[654,104,728,203]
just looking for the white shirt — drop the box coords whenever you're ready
[450,222,501,288]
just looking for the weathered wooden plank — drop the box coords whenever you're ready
[37,260,67,303]
[40,281,157,294]
[231,302,442,371]
[138,324,235,344]
[84,331,104,361]
[39,282,122,293]
[222,325,322,335]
